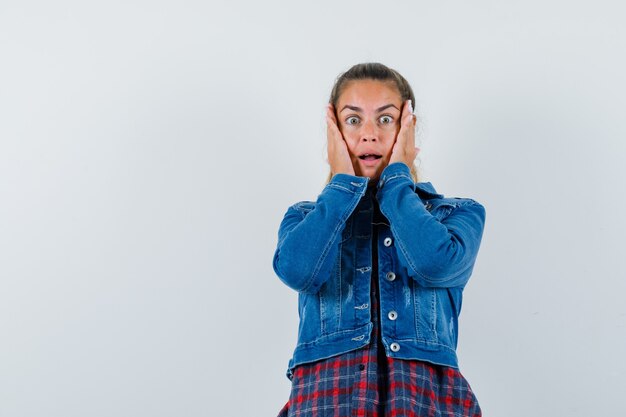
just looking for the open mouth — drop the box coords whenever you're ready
[358,153,382,161]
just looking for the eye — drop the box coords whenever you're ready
[379,115,393,124]
[346,116,360,125]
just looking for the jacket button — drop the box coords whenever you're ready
[425,202,432,210]
[390,342,400,352]
[388,310,398,320]
[383,237,393,247]
[386,271,396,281]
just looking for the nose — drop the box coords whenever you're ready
[360,119,378,142]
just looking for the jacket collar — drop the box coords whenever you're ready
[368,179,444,199]
[415,181,444,199]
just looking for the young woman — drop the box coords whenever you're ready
[273,63,486,417]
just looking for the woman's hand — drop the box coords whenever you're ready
[389,99,420,167]
[326,104,355,176]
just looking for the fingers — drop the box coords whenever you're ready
[326,103,340,130]
[325,103,355,176]
[398,99,416,145]
[326,104,342,142]
[390,100,417,166]
[326,104,348,155]
[326,103,338,124]
[402,99,416,127]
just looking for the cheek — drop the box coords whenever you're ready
[382,131,398,153]
[379,123,399,138]
[341,133,360,155]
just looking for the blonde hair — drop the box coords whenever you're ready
[325,62,421,185]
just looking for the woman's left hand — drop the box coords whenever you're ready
[389,99,420,167]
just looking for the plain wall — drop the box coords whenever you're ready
[1,1,625,416]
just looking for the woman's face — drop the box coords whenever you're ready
[335,79,403,180]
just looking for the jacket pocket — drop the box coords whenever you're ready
[412,279,438,343]
[318,249,343,336]
[297,291,321,344]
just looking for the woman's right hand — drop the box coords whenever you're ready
[326,104,355,176]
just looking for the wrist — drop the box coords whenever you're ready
[328,172,369,195]
[377,162,414,190]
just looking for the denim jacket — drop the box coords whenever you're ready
[273,162,486,380]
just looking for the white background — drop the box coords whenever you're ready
[1,1,625,416]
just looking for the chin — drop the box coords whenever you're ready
[364,170,382,181]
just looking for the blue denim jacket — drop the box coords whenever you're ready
[273,162,486,380]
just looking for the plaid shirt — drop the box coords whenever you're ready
[277,188,482,417]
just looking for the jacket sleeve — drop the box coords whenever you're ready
[376,162,486,288]
[272,173,368,294]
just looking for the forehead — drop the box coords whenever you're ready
[338,79,402,107]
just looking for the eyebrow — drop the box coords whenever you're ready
[340,104,400,113]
